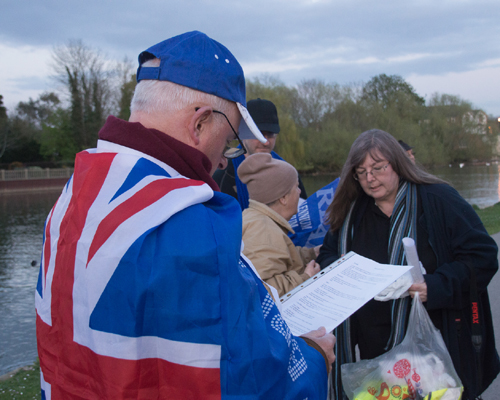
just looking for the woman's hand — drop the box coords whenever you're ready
[305,260,321,278]
[409,282,427,302]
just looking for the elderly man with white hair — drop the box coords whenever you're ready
[35,31,334,399]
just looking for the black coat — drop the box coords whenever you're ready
[213,154,308,207]
[318,183,500,399]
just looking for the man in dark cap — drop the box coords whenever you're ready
[35,31,334,399]
[398,139,415,163]
[213,98,307,210]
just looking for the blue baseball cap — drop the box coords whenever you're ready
[136,31,267,143]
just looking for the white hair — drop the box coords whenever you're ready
[130,58,236,120]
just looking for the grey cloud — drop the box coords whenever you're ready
[1,0,499,113]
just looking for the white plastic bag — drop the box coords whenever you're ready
[341,293,463,400]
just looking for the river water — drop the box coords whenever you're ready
[1,163,499,377]
[302,163,500,209]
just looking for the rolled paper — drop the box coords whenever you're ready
[402,237,425,284]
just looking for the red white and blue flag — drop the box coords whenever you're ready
[36,140,327,399]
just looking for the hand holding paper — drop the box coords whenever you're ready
[402,237,425,284]
[374,271,412,301]
[374,237,427,301]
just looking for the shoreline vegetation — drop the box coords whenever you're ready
[1,203,499,398]
[2,71,500,176]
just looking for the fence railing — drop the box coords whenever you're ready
[0,168,74,181]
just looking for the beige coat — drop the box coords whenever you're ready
[242,200,317,297]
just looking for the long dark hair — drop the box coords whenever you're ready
[326,129,445,232]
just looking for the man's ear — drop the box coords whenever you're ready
[188,106,212,146]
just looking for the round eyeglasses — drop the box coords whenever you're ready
[353,163,390,181]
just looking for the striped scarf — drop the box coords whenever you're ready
[330,180,418,400]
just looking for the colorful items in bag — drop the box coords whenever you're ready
[341,294,463,400]
[380,353,458,397]
[352,354,463,399]
[354,385,462,400]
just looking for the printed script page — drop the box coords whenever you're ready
[279,252,412,336]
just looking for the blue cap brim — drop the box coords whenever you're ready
[236,103,268,143]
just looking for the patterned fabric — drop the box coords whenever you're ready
[289,178,339,247]
[36,140,327,399]
[331,180,418,400]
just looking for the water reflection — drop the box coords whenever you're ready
[302,163,500,209]
[429,164,500,209]
[0,190,61,376]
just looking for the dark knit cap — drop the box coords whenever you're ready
[398,140,413,151]
[238,153,297,204]
[247,98,280,134]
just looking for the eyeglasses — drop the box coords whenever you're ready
[195,108,247,159]
[262,132,278,140]
[353,163,390,181]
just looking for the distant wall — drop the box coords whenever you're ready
[0,168,72,193]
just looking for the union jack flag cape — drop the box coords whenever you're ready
[36,140,327,399]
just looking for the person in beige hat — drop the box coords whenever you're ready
[238,153,321,297]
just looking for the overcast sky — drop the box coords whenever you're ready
[1,0,499,116]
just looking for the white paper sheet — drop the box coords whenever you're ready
[279,252,412,336]
[402,237,425,284]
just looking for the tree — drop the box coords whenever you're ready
[40,107,77,161]
[111,57,137,121]
[0,92,66,163]
[360,74,425,122]
[419,93,495,162]
[290,79,348,131]
[0,95,7,159]
[51,40,114,150]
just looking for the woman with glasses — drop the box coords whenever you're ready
[317,129,499,400]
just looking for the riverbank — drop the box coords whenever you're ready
[0,361,40,398]
[475,202,500,234]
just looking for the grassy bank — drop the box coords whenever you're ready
[0,360,40,399]
[2,203,499,398]
[474,202,500,235]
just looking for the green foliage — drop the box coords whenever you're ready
[52,40,114,151]
[244,74,495,172]
[246,76,307,169]
[291,79,346,130]
[419,94,494,163]
[274,114,307,169]
[117,73,137,121]
[1,92,72,163]
[3,50,497,170]
[40,107,79,161]
[361,74,425,116]
[0,95,7,119]
[303,119,356,171]
[0,95,8,159]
